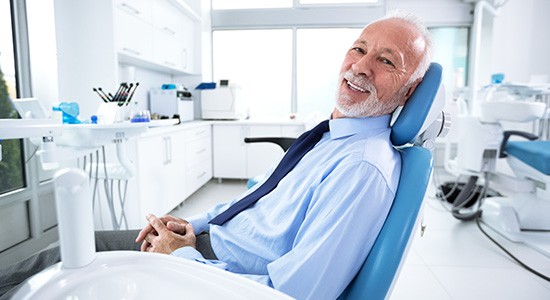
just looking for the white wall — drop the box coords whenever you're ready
[491,0,550,83]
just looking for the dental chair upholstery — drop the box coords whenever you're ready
[245,63,443,299]
[338,62,443,299]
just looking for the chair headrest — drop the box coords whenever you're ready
[390,62,444,147]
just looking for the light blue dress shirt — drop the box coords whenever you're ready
[173,115,401,300]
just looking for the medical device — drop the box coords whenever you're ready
[150,85,194,122]
[442,80,550,257]
[201,84,247,120]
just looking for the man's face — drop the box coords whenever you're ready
[334,18,426,118]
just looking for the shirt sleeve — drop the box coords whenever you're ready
[266,161,395,300]
[185,179,268,234]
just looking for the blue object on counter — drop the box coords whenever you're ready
[54,102,81,124]
[162,84,177,90]
[130,110,151,123]
[491,73,505,84]
[195,82,216,90]
[90,115,98,124]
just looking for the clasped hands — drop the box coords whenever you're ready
[135,214,196,254]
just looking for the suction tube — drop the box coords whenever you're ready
[54,168,96,268]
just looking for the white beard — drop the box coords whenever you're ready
[335,70,404,118]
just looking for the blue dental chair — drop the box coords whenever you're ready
[246,63,446,299]
[338,62,444,299]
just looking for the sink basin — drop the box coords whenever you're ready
[480,101,546,123]
[13,251,293,300]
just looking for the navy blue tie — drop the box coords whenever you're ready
[209,120,330,226]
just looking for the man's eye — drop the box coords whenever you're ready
[352,47,365,54]
[381,58,395,67]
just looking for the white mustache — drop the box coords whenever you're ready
[342,70,377,95]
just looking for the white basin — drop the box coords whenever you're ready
[480,101,546,123]
[13,251,293,300]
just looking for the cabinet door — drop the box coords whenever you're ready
[153,31,185,70]
[281,124,306,138]
[114,7,153,60]
[136,131,187,216]
[246,125,285,177]
[213,125,247,179]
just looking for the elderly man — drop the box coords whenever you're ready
[0,10,432,300]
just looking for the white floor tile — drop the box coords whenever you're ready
[390,264,452,300]
[430,266,550,300]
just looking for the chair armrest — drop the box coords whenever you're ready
[499,130,538,158]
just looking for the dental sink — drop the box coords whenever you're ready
[14,167,293,300]
[480,101,546,123]
[14,251,292,300]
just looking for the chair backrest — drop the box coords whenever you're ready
[338,62,443,300]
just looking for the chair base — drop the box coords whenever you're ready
[481,195,550,258]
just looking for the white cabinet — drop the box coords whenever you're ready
[114,6,154,60]
[212,122,305,179]
[122,122,212,229]
[114,0,199,74]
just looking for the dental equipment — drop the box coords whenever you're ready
[442,81,550,258]
[13,169,292,300]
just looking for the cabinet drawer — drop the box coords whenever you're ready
[186,137,212,167]
[184,125,211,141]
[186,160,212,196]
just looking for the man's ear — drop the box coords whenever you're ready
[401,78,422,105]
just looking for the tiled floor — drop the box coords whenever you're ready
[171,173,550,300]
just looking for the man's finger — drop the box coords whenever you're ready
[135,223,153,243]
[146,214,168,234]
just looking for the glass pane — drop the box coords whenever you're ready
[296,28,363,117]
[213,29,292,119]
[212,0,292,10]
[430,27,469,94]
[0,0,25,194]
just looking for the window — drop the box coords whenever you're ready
[431,27,469,92]
[0,0,25,194]
[211,5,471,120]
[213,29,292,119]
[297,28,362,117]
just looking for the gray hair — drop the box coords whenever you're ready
[377,10,434,85]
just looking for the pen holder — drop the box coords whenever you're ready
[96,102,129,124]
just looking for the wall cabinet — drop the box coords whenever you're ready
[212,122,305,179]
[53,0,201,117]
[114,0,199,74]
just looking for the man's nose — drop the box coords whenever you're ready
[351,54,374,78]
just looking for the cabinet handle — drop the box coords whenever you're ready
[164,61,176,67]
[122,47,141,56]
[196,148,206,155]
[163,27,176,36]
[195,130,206,136]
[121,3,140,15]
[164,137,172,164]
[196,171,206,179]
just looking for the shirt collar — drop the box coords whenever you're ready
[328,115,391,140]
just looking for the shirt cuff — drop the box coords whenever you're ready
[171,246,204,260]
[186,214,210,234]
